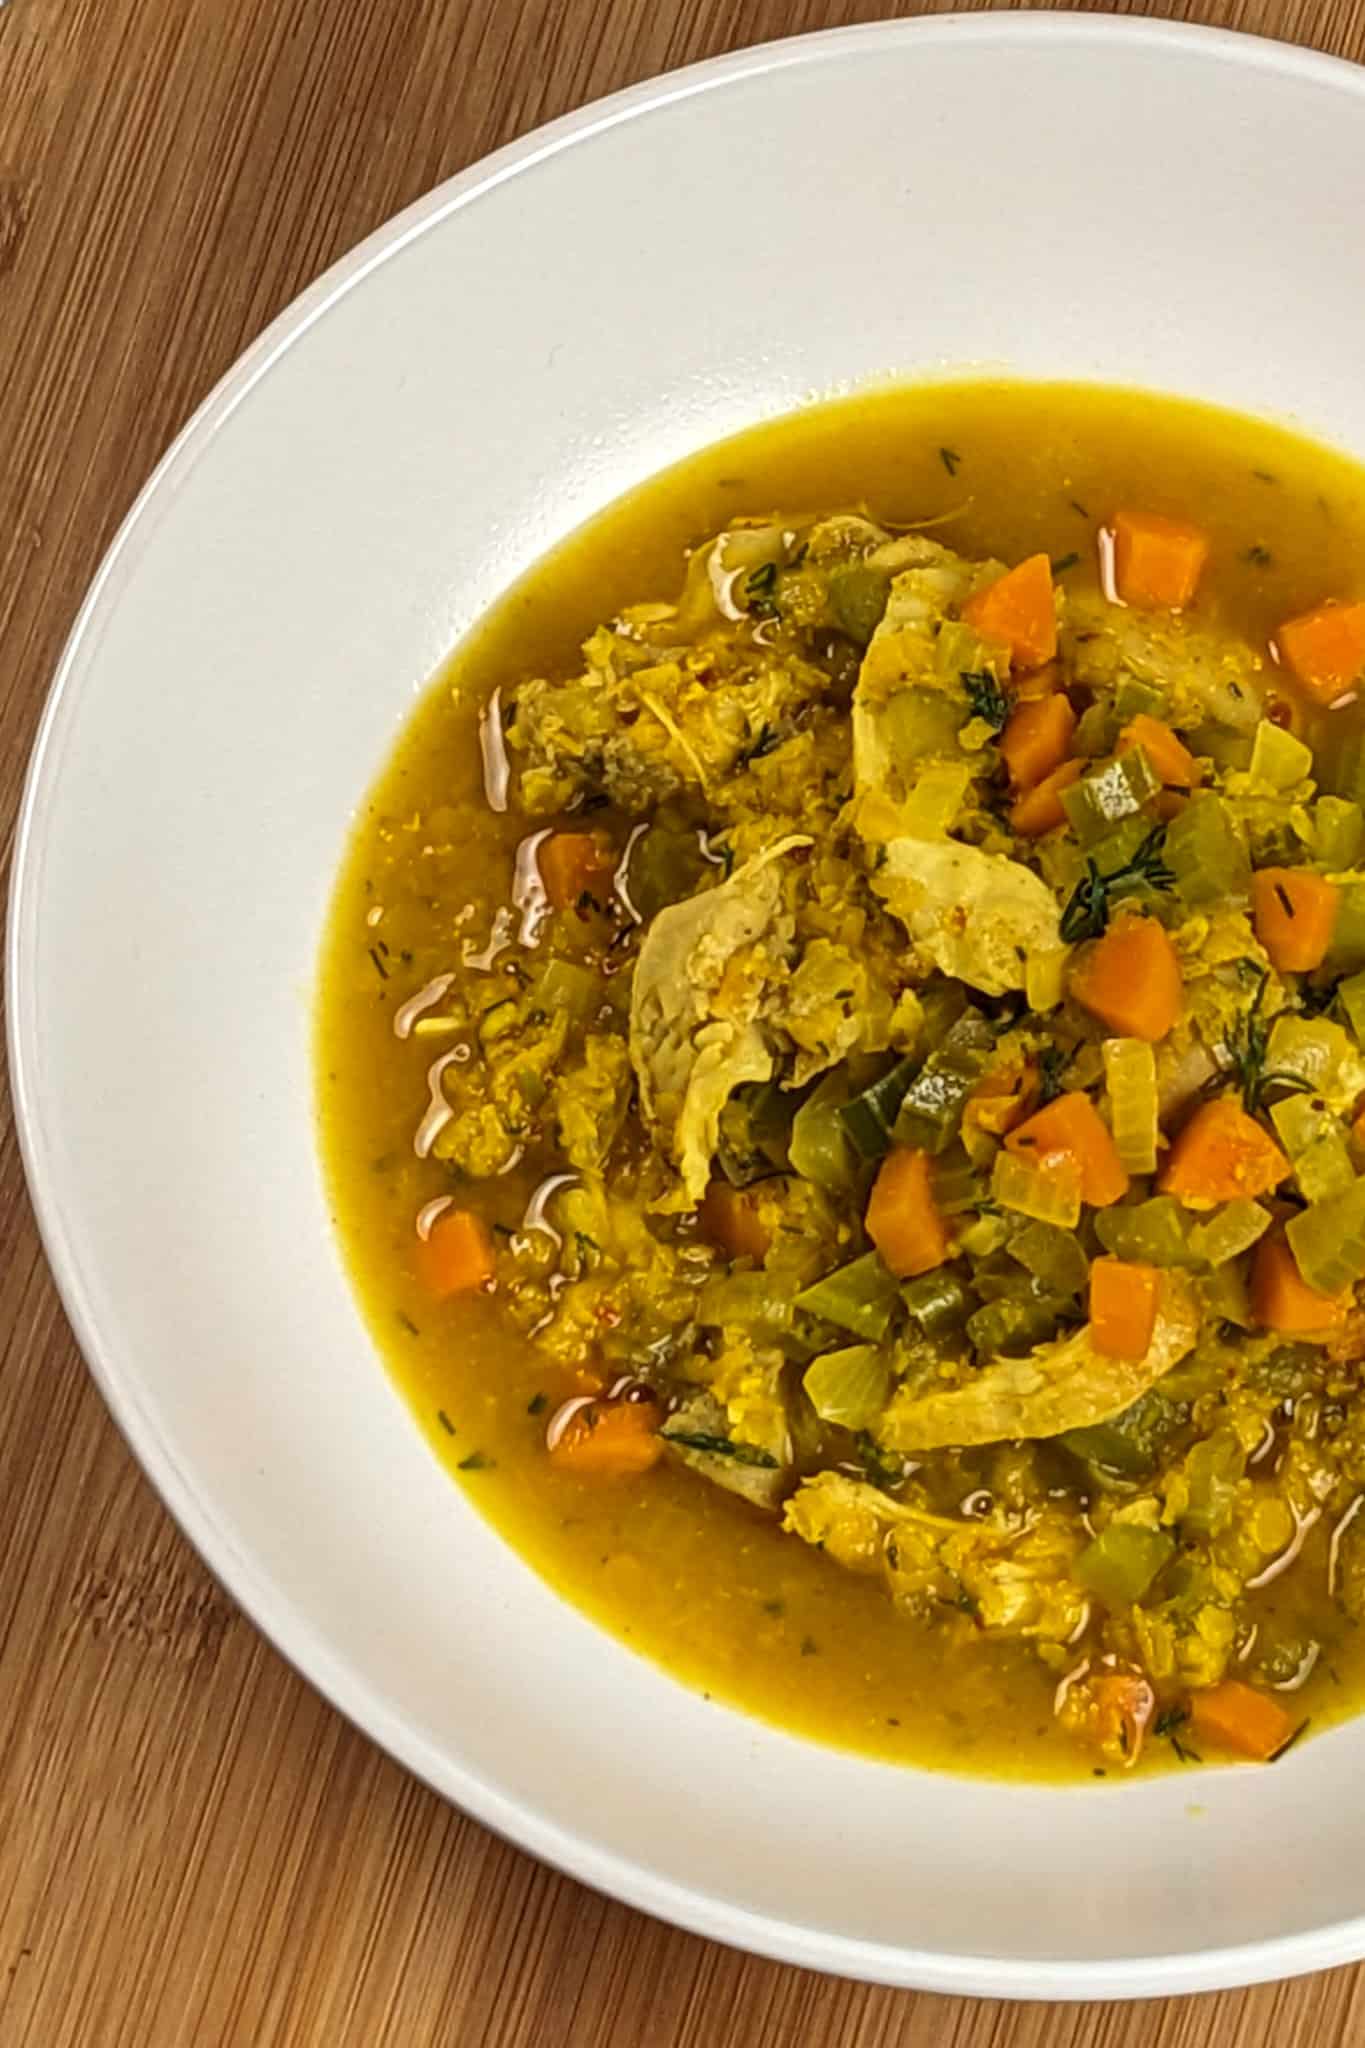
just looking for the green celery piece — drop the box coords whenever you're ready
[1319,731,1365,804]
[955,1211,1010,1259]
[1264,1013,1350,1091]
[1094,1196,1197,1267]
[838,1057,918,1162]
[1059,1389,1184,1476]
[1186,723,1253,774]
[1269,1094,1355,1202]
[696,1274,793,1331]
[717,1081,792,1187]
[901,1268,970,1337]
[795,1253,900,1341]
[881,687,969,764]
[1248,718,1313,791]
[1315,796,1365,870]
[1339,968,1365,1047]
[827,564,891,646]
[965,1294,1067,1357]
[1326,881,1365,975]
[1286,1178,1365,1295]
[1008,1219,1089,1298]
[1073,703,1119,759]
[1178,1428,1246,1538]
[790,1071,856,1190]
[1188,1199,1272,1267]
[535,957,599,1023]
[1197,1261,1255,1329]
[892,1018,991,1155]
[1164,792,1252,906]
[1114,676,1169,721]
[1062,748,1163,845]
[1075,1523,1175,1607]
[929,1146,984,1216]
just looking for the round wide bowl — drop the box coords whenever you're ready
[13,13,1365,1999]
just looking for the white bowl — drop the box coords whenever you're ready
[13,13,1365,1999]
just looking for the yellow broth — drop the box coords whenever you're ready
[317,381,1365,1779]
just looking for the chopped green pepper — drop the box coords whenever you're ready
[1076,1523,1175,1607]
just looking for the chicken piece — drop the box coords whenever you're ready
[872,837,1061,997]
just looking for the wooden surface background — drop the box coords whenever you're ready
[4,0,1365,2040]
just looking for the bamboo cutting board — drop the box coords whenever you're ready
[4,0,1365,2040]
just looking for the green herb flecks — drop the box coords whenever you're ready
[368,945,390,981]
[1058,825,1174,944]
[939,446,962,477]
[961,669,1009,734]
[1051,551,1081,576]
[436,1408,455,1435]
[1036,1044,1068,1105]
[458,1450,492,1471]
[527,1392,548,1417]
[663,1430,779,1468]
[1243,543,1273,568]
[1215,969,1315,1114]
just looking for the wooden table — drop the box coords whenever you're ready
[3,0,1365,2039]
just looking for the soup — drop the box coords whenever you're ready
[318,382,1365,1779]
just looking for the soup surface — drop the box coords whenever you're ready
[319,382,1365,1779]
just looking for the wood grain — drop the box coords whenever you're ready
[3,0,1365,2040]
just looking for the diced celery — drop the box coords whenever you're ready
[990,1149,1083,1228]
[795,1253,900,1340]
[1249,718,1314,792]
[1339,969,1365,1048]
[934,619,1005,687]
[1286,1178,1365,1294]
[930,1146,984,1216]
[1188,1199,1271,1267]
[966,1294,1067,1357]
[717,1082,792,1187]
[1091,813,1161,877]
[1062,749,1163,845]
[1073,703,1119,758]
[1165,792,1252,906]
[1198,1260,1255,1329]
[881,687,968,763]
[1075,1523,1175,1607]
[838,1057,919,1161]
[1114,676,1169,721]
[956,1211,1010,1259]
[893,1018,992,1155]
[535,956,600,1024]
[1008,1219,1089,1297]
[1178,1429,1246,1537]
[1264,1013,1351,1092]
[900,761,974,839]
[1102,1038,1159,1175]
[901,1268,970,1337]
[803,1344,892,1429]
[1315,796,1365,870]
[790,1072,856,1190]
[1094,1196,1195,1267]
[827,563,891,645]
[697,1274,793,1330]
[1186,722,1253,774]
[1060,1389,1185,1476]
[1269,1094,1355,1202]
[1026,945,1070,1013]
[1326,881,1365,975]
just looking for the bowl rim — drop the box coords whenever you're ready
[12,9,1365,2000]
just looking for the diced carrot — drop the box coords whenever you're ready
[1188,1680,1297,1762]
[538,830,617,913]
[965,1058,1038,1138]
[1118,713,1202,791]
[1112,509,1209,609]
[415,1209,497,1298]
[1089,1257,1160,1359]
[1250,1233,1348,1336]
[865,1146,952,1279]
[549,1396,663,1476]
[999,693,1076,790]
[1157,1097,1291,1207]
[1278,601,1365,706]
[1353,1102,1365,1152]
[1009,758,1083,837]
[1069,915,1183,1043]
[699,1181,770,1264]
[1251,867,1341,974]
[961,553,1057,670]
[1005,1091,1129,1208]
